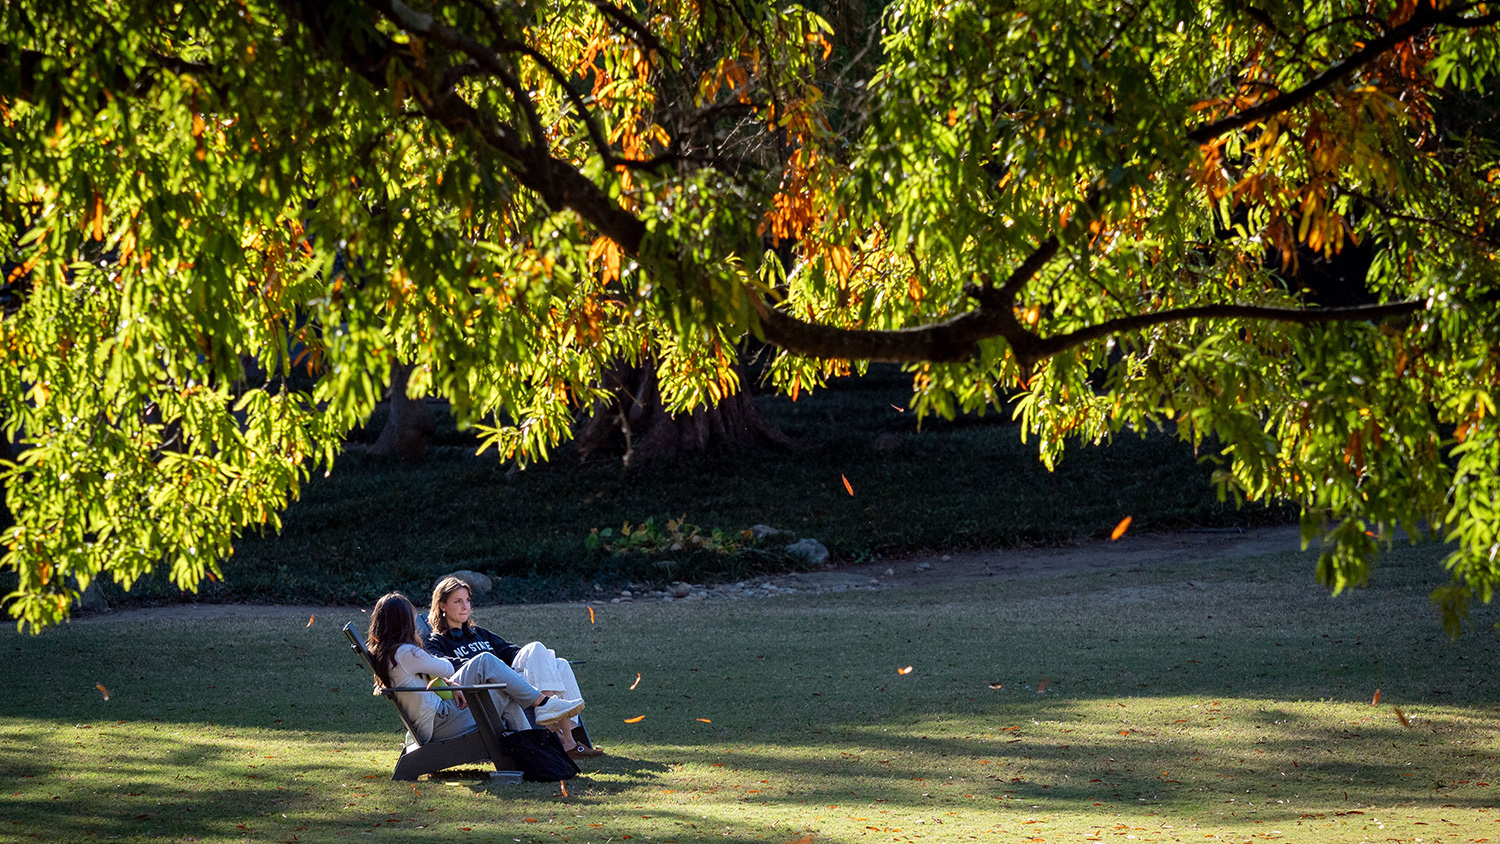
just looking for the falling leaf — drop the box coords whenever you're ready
[1394,706,1411,728]
[988,682,1003,690]
[697,718,712,723]
[782,835,816,844]
[1110,516,1133,540]
[891,405,905,413]
[409,784,418,796]
[1372,688,1381,705]
[559,780,568,797]
[588,607,595,624]
[630,673,641,690]
[1037,677,1051,692]
[306,614,315,628]
[897,666,913,675]
[95,683,110,701]
[841,474,854,496]
[625,715,645,724]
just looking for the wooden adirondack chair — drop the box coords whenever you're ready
[343,622,525,782]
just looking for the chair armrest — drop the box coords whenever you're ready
[380,683,509,695]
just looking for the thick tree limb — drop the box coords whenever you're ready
[329,1,1448,370]
[753,295,1426,368]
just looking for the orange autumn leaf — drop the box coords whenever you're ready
[1394,706,1411,728]
[630,673,641,690]
[96,683,110,701]
[1037,677,1051,692]
[697,718,712,723]
[1110,516,1133,540]
[559,780,568,797]
[782,835,816,844]
[988,682,1003,690]
[891,404,905,412]
[841,474,854,496]
[588,607,595,624]
[897,665,913,675]
[625,715,645,724]
[1372,688,1381,705]
[306,614,315,628]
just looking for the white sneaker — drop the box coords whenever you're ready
[533,696,584,726]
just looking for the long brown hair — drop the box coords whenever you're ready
[366,592,421,688]
[428,575,474,636]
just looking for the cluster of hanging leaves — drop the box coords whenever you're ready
[0,0,834,628]
[1,0,1498,630]
[770,0,1500,634]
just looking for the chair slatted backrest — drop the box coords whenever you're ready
[344,622,427,741]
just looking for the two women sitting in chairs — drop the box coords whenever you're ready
[364,575,602,759]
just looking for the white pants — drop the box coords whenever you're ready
[511,642,584,704]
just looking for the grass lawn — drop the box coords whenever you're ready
[4,541,1498,843]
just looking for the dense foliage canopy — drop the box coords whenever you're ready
[2,0,1499,631]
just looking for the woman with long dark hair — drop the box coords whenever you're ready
[365,592,584,743]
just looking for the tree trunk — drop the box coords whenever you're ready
[370,362,437,460]
[574,362,793,465]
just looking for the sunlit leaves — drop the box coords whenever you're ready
[2,0,1500,632]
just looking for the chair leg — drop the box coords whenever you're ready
[571,716,593,749]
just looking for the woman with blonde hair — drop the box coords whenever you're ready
[426,575,601,757]
[365,592,584,745]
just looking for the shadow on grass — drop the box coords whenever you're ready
[564,703,1495,821]
[6,544,1498,841]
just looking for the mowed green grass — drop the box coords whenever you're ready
[3,541,1498,843]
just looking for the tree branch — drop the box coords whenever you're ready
[753,295,1426,368]
[331,0,1446,375]
[585,0,675,62]
[1029,299,1426,363]
[1184,2,1486,144]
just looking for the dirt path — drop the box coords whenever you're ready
[845,523,1308,588]
[72,523,1308,625]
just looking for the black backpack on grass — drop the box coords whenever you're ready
[500,729,581,781]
